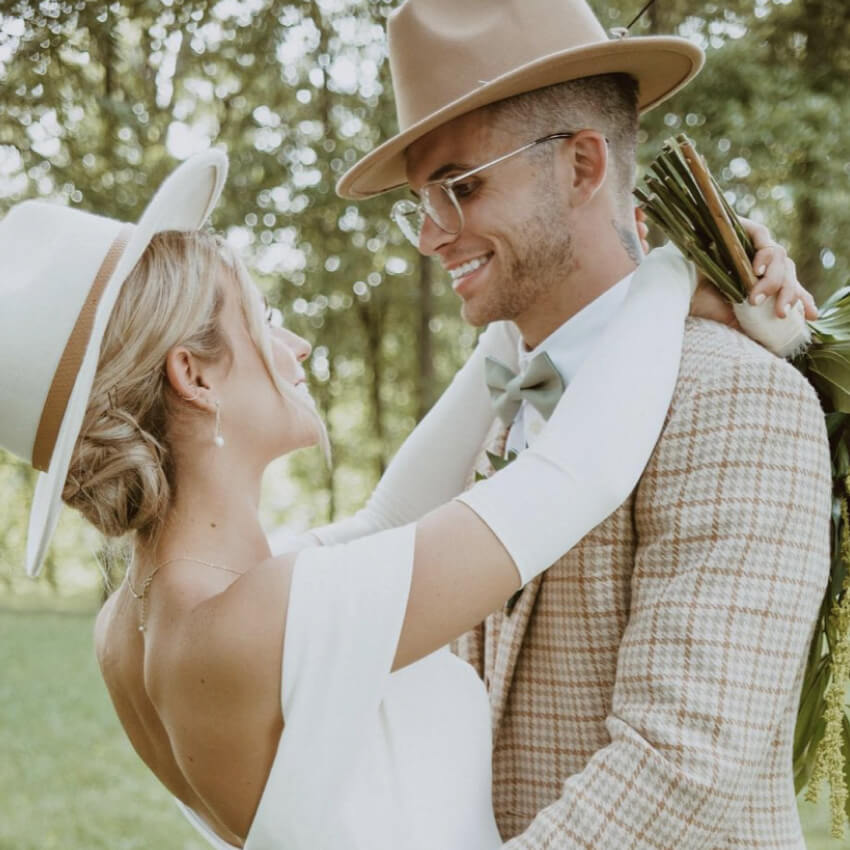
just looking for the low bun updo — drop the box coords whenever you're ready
[62,230,234,541]
[63,229,328,542]
[62,403,171,540]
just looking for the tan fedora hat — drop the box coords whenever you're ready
[337,0,704,199]
[0,151,228,577]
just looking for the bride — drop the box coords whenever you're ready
[0,151,808,849]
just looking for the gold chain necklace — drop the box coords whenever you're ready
[127,556,243,633]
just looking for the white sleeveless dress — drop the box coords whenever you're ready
[176,525,502,850]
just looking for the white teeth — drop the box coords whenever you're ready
[449,255,490,281]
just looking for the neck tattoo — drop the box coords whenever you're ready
[614,220,642,264]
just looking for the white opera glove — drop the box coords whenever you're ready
[274,320,520,551]
[733,296,811,358]
[457,243,696,585]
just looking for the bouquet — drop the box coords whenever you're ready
[636,135,850,838]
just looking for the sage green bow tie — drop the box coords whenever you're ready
[485,352,566,425]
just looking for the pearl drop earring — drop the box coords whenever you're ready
[214,400,225,448]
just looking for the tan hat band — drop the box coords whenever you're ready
[32,224,134,472]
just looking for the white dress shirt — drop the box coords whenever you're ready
[504,273,634,456]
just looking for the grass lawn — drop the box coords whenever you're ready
[0,607,207,850]
[0,607,845,849]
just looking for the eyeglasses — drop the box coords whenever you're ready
[391,132,581,249]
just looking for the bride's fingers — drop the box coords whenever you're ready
[748,251,818,319]
[637,219,650,255]
[776,258,818,319]
[798,283,819,319]
[748,246,796,316]
[634,206,650,255]
[775,257,818,320]
[748,245,787,304]
[739,218,798,315]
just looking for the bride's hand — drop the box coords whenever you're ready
[688,220,817,327]
[740,217,817,319]
[633,207,817,327]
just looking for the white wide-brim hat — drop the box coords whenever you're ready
[337,0,704,199]
[0,150,228,577]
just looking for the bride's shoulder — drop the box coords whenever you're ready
[154,553,298,718]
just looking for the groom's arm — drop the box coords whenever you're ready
[503,344,831,849]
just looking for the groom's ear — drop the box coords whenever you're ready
[560,130,608,208]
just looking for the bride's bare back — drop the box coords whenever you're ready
[94,558,295,847]
[93,503,521,846]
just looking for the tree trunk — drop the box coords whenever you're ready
[647,1,670,34]
[791,0,829,296]
[311,359,337,521]
[416,255,434,420]
[356,299,387,477]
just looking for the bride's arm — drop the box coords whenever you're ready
[395,226,820,666]
[275,220,815,555]
[391,242,695,668]
[234,243,691,679]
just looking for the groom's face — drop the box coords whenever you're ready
[405,108,577,333]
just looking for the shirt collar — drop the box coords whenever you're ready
[517,272,634,384]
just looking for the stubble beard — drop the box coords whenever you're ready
[461,200,575,328]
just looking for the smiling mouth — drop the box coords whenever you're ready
[448,253,492,282]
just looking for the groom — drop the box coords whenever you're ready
[334,1,831,847]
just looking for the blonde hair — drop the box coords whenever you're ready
[62,230,328,541]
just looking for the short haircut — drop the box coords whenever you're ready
[484,73,640,212]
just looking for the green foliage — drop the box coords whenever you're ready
[1,0,849,843]
[808,289,850,413]
[474,449,518,482]
[0,0,476,584]
[0,609,208,849]
[1,1,848,604]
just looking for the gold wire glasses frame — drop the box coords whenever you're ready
[390,131,580,249]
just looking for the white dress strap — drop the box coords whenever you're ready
[245,524,416,850]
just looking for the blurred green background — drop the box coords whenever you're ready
[1,0,848,846]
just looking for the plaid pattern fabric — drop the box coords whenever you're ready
[453,318,832,849]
